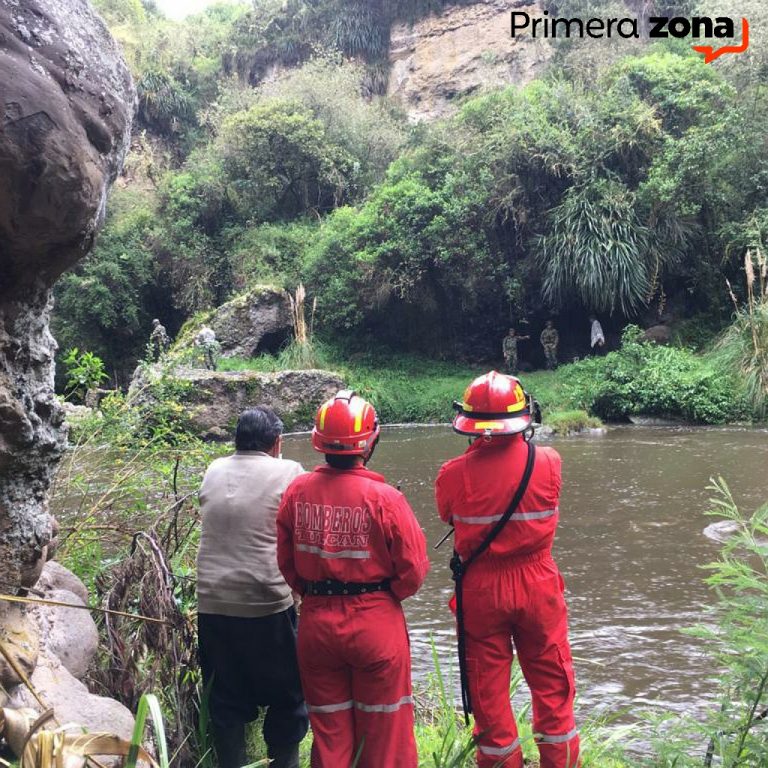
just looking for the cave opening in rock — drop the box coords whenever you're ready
[254,329,293,357]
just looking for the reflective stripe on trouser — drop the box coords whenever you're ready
[297,593,417,768]
[461,555,580,768]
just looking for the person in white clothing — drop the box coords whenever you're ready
[589,315,605,351]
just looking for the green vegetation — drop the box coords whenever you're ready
[53,1,768,403]
[215,326,750,427]
[62,348,108,403]
[714,247,768,419]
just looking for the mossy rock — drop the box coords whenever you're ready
[134,368,344,440]
[171,286,294,360]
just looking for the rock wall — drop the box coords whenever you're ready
[0,0,134,591]
[131,366,344,439]
[388,0,553,121]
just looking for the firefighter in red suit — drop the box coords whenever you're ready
[435,372,580,768]
[277,390,429,768]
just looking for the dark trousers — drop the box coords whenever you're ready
[198,607,308,768]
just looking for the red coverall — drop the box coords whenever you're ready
[277,465,429,768]
[435,435,579,768]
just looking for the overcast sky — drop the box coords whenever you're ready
[154,0,241,21]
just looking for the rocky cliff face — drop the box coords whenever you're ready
[0,0,134,592]
[388,0,553,121]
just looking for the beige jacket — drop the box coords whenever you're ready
[197,451,304,617]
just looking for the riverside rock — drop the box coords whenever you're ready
[7,653,135,740]
[0,605,40,688]
[33,587,99,680]
[6,561,132,736]
[177,286,294,359]
[131,366,344,438]
[0,0,134,594]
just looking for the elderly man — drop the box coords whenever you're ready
[197,407,308,768]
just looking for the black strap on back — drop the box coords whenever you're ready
[449,441,536,724]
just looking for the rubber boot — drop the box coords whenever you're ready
[267,742,300,768]
[212,722,247,768]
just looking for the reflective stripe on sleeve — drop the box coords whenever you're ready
[307,700,354,714]
[354,695,414,713]
[452,508,557,524]
[478,738,521,756]
[536,727,579,744]
[297,544,370,559]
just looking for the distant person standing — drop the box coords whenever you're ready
[149,318,169,360]
[540,320,559,370]
[589,315,605,352]
[502,328,529,374]
[197,407,308,768]
[195,326,220,370]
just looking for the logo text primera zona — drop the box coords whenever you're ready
[511,12,750,63]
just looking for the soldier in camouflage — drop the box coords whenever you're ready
[540,320,559,370]
[149,319,170,361]
[502,328,529,374]
[196,326,220,371]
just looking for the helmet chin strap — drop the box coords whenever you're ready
[362,434,380,466]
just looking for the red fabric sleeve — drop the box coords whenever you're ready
[386,492,429,601]
[276,492,305,596]
[435,462,455,525]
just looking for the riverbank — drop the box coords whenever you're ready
[210,325,759,436]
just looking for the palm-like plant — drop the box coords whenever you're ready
[536,178,654,315]
[137,70,194,133]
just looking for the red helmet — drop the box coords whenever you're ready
[452,371,532,436]
[312,390,380,455]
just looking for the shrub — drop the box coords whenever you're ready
[63,348,109,402]
[561,327,747,423]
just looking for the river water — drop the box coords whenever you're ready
[281,425,768,720]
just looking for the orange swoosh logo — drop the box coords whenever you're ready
[692,17,749,63]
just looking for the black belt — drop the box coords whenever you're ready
[305,579,391,597]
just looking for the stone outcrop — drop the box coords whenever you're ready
[0,0,134,595]
[642,324,672,345]
[6,561,134,737]
[0,604,40,688]
[8,654,135,740]
[132,366,344,438]
[176,286,294,359]
[388,0,553,121]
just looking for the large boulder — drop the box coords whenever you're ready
[0,604,40,689]
[177,286,294,359]
[33,587,99,680]
[642,324,672,345]
[0,0,134,595]
[6,561,132,737]
[7,652,135,740]
[133,366,344,438]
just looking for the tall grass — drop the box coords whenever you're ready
[714,248,768,418]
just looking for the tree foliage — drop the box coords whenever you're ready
[52,5,768,376]
[218,99,355,221]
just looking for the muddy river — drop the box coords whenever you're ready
[282,425,768,719]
